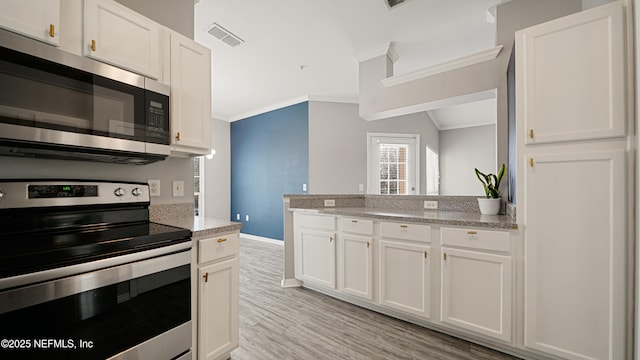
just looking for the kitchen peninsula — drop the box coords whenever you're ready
[283,194,521,357]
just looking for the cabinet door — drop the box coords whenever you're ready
[0,0,60,45]
[341,233,373,300]
[523,150,626,360]
[170,32,211,154]
[441,248,512,342]
[298,230,336,289]
[198,257,239,360]
[379,240,430,318]
[83,0,161,79]
[517,3,625,144]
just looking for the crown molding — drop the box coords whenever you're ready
[381,45,503,87]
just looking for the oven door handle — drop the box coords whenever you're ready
[0,249,190,314]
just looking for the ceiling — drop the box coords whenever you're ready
[194,0,503,124]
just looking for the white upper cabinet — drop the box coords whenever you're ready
[83,0,161,79]
[0,0,60,46]
[169,31,212,155]
[518,3,626,144]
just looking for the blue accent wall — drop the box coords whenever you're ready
[230,102,309,240]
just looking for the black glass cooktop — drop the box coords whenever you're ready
[0,205,191,279]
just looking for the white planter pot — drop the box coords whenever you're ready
[477,198,501,215]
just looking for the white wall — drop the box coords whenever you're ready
[204,118,231,219]
[308,101,439,194]
[308,102,366,194]
[439,124,496,196]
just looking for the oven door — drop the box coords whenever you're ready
[0,250,191,360]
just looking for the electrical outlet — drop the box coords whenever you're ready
[358,184,364,193]
[172,181,184,197]
[236,214,240,220]
[302,183,307,192]
[245,215,250,221]
[148,180,160,197]
[424,200,438,209]
[324,199,335,207]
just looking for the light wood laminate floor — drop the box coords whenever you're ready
[231,238,521,360]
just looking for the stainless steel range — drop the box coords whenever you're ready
[0,180,192,360]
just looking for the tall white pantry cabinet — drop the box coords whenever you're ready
[516,3,631,360]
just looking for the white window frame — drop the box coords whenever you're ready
[367,133,420,195]
[426,145,439,195]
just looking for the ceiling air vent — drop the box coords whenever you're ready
[207,22,244,47]
[384,0,407,9]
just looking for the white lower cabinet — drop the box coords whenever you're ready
[340,218,373,300]
[195,232,239,360]
[522,150,626,360]
[294,213,337,289]
[299,230,336,288]
[379,237,431,318]
[441,248,512,341]
[293,214,521,354]
[440,227,512,342]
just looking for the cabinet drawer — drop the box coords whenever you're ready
[341,217,373,235]
[441,227,510,252]
[380,222,430,242]
[298,214,336,231]
[199,233,239,263]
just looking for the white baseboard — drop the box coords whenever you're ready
[281,278,303,288]
[240,233,284,245]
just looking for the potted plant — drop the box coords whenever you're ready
[474,164,505,215]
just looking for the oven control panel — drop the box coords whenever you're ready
[0,181,150,208]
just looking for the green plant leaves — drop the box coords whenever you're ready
[474,164,506,199]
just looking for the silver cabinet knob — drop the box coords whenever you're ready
[114,188,125,197]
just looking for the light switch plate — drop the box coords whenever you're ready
[148,180,160,197]
[172,181,184,197]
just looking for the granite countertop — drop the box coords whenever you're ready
[291,207,517,230]
[154,216,242,238]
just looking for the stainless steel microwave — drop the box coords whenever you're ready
[0,28,170,164]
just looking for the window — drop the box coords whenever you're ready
[367,133,420,195]
[194,157,204,216]
[426,146,439,195]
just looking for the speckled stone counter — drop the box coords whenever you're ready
[283,194,517,230]
[150,203,242,238]
[291,207,517,230]
[154,216,242,238]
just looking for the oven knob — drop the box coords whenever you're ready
[114,188,126,197]
[0,190,4,200]
[132,187,142,196]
